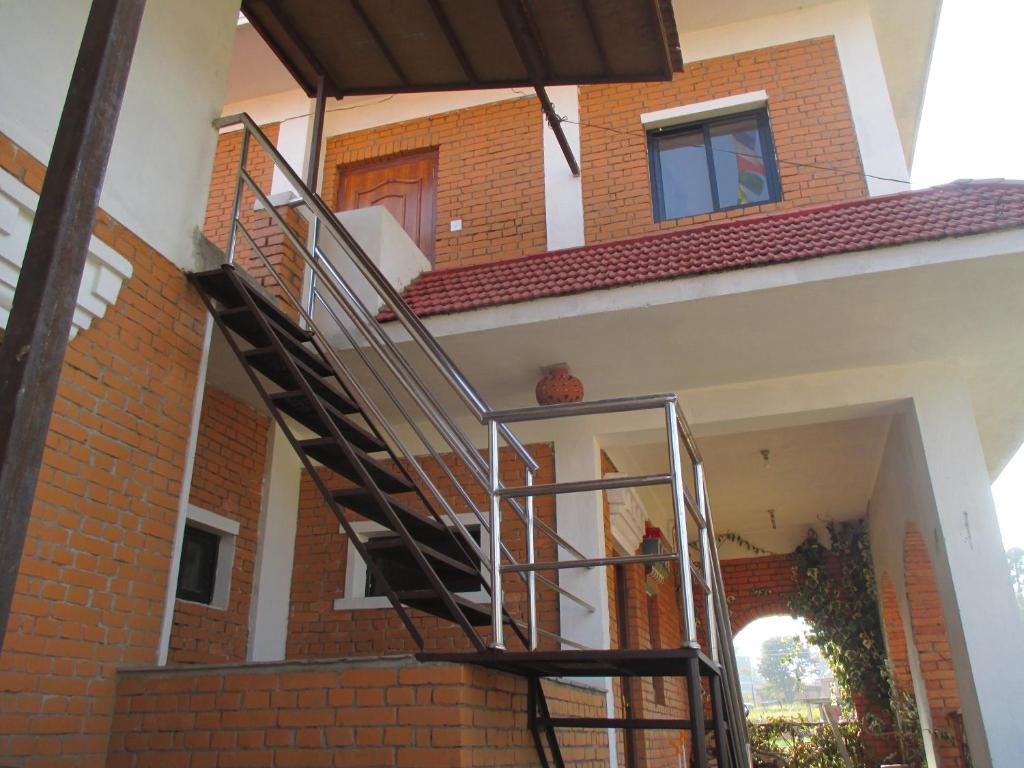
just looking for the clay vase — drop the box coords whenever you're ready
[535,366,584,405]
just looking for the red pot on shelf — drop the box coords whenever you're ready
[535,365,584,405]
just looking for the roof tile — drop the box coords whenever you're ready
[385,181,1024,320]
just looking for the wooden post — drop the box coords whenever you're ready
[0,0,146,653]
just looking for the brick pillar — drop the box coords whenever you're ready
[904,525,965,767]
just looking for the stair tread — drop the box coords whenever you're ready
[244,347,358,415]
[190,266,309,342]
[300,437,413,494]
[395,590,495,626]
[330,487,442,537]
[219,307,331,375]
[364,537,477,577]
[272,390,383,452]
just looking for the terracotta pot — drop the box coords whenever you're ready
[535,365,584,405]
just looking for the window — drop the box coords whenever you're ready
[174,505,238,609]
[648,109,780,221]
[364,525,482,598]
[176,525,220,604]
[336,515,485,610]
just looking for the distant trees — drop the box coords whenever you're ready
[757,635,830,703]
[1008,548,1024,617]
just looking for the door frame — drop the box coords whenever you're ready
[335,148,439,262]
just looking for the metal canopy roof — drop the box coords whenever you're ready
[241,0,684,98]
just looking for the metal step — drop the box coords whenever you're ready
[331,487,443,539]
[189,266,309,342]
[244,347,359,415]
[300,437,413,494]
[365,535,479,579]
[395,590,495,627]
[272,390,383,452]
[218,306,330,375]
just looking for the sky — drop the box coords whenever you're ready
[910,0,1024,552]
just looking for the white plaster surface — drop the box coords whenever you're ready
[0,0,240,267]
[0,169,132,337]
[248,425,302,662]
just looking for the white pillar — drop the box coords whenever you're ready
[247,424,302,662]
[551,424,616,765]
[542,86,585,251]
[912,379,1024,767]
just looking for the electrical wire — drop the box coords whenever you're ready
[557,114,911,186]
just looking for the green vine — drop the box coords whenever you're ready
[789,521,926,766]
[790,521,888,705]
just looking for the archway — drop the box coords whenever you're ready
[733,614,839,722]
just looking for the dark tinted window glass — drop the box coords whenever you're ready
[649,109,779,221]
[710,116,772,208]
[176,525,219,604]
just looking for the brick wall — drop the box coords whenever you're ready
[0,131,208,766]
[879,573,915,699]
[720,553,801,633]
[106,657,608,767]
[202,124,305,314]
[321,97,546,271]
[904,525,964,767]
[579,37,867,245]
[168,388,270,664]
[287,444,558,658]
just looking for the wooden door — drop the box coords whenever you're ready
[337,151,438,263]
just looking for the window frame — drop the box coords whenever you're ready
[335,514,487,611]
[176,524,220,605]
[173,504,238,610]
[648,108,781,222]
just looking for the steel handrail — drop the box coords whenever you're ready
[215,113,538,471]
[218,115,606,649]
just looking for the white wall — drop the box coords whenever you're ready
[0,0,240,268]
[248,424,303,662]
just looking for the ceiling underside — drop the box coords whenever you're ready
[241,0,684,97]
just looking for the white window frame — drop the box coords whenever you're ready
[640,90,769,131]
[334,513,486,610]
[177,504,239,611]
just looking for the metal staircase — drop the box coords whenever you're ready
[191,113,751,768]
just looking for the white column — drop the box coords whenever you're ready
[551,424,616,765]
[247,424,303,662]
[912,378,1024,768]
[542,86,585,251]
[270,110,315,198]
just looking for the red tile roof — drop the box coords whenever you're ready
[390,181,1024,320]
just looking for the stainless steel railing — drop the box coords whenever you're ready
[213,113,590,653]
[212,114,747,756]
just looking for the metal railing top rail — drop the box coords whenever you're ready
[214,112,538,473]
[216,114,607,650]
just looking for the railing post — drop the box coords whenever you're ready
[696,461,718,661]
[304,216,320,318]
[226,129,250,264]
[488,419,505,650]
[665,403,699,647]
[526,466,537,651]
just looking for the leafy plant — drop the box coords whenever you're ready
[790,522,889,706]
[749,716,865,768]
[788,520,927,766]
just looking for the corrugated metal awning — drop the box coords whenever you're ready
[241,0,684,98]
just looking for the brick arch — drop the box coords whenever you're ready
[903,525,964,767]
[721,554,801,634]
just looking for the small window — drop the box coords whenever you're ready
[648,110,780,221]
[176,525,220,604]
[336,516,486,610]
